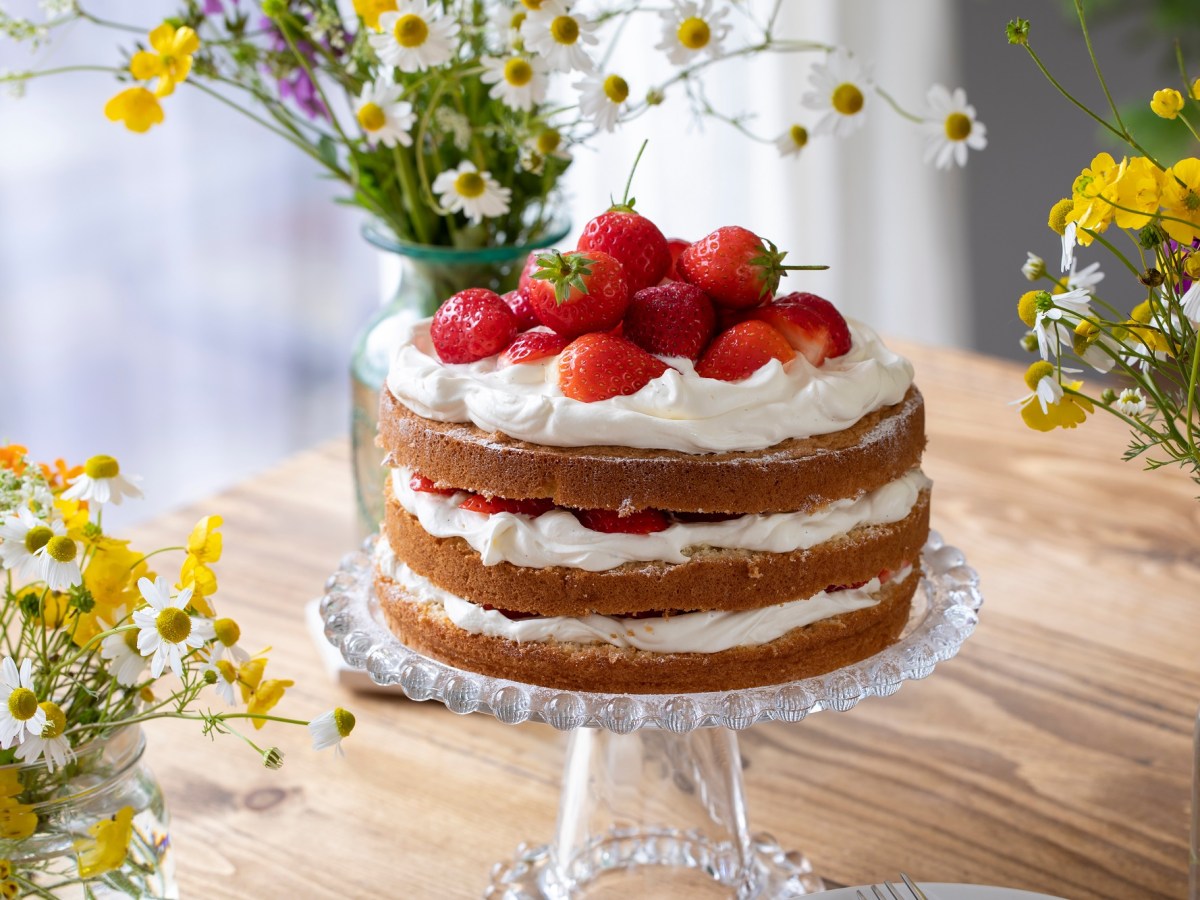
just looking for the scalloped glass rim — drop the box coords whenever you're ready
[319,532,982,734]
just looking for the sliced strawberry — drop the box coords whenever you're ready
[498,330,570,367]
[624,282,716,360]
[501,289,540,331]
[481,604,542,621]
[664,238,691,281]
[694,320,795,382]
[526,250,631,339]
[409,473,456,496]
[577,209,670,292]
[677,226,826,309]
[753,292,852,366]
[557,332,671,402]
[575,507,670,533]
[430,288,518,364]
[672,511,739,523]
[825,579,869,593]
[459,494,555,517]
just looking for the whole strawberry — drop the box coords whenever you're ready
[558,332,670,402]
[500,289,540,330]
[752,292,852,366]
[526,250,631,339]
[677,226,826,309]
[517,250,551,293]
[430,288,518,364]
[577,206,670,292]
[695,320,795,382]
[664,237,691,281]
[624,282,716,360]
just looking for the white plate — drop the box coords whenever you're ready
[815,884,1067,900]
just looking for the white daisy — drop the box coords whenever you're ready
[432,161,512,224]
[14,701,73,773]
[1033,288,1092,360]
[775,124,809,158]
[521,0,597,73]
[1115,388,1147,416]
[1011,365,1080,415]
[574,73,629,133]
[802,50,873,138]
[0,508,64,582]
[32,534,81,592]
[355,78,416,148]
[1179,279,1200,322]
[206,659,239,706]
[212,617,251,665]
[480,55,547,112]
[370,1,459,74]
[1063,259,1104,295]
[308,707,356,757]
[1021,253,1045,282]
[921,84,987,170]
[656,0,730,66]
[132,577,214,679]
[61,454,142,506]
[490,5,530,52]
[1061,221,1077,272]
[100,620,149,687]
[0,658,46,750]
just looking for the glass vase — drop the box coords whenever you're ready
[0,726,175,898]
[350,218,571,535]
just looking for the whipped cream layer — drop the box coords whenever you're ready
[386,318,914,454]
[378,541,910,653]
[393,468,930,572]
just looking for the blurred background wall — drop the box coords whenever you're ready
[0,0,1180,523]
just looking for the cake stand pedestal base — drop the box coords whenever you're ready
[485,727,823,898]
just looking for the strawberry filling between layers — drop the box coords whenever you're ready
[375,539,914,654]
[392,467,931,572]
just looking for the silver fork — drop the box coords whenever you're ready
[856,873,930,900]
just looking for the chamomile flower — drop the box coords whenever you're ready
[491,5,529,51]
[370,1,459,74]
[480,55,547,112]
[100,622,149,687]
[61,455,142,506]
[132,577,214,679]
[574,73,630,132]
[802,50,873,138]
[1013,361,1079,414]
[14,702,73,772]
[355,79,415,147]
[1015,363,1093,432]
[1115,387,1147,416]
[0,508,64,582]
[32,534,81,592]
[921,84,987,170]
[211,617,250,664]
[1060,259,1104,296]
[308,707,356,756]
[656,1,730,66]
[1021,253,1045,281]
[775,124,809,158]
[1061,221,1077,273]
[208,660,239,706]
[432,161,512,224]
[0,658,46,750]
[521,0,597,74]
[1023,288,1092,360]
[1180,280,1200,322]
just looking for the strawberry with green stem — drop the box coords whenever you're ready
[526,248,631,338]
[677,226,828,309]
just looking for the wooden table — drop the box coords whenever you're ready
[131,341,1199,899]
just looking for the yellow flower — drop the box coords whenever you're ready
[1126,299,1173,355]
[1193,78,1200,101]
[1066,152,1124,244]
[238,658,293,730]
[179,555,216,617]
[24,590,70,630]
[104,87,164,133]
[0,773,36,842]
[1110,156,1162,230]
[186,515,223,563]
[1150,88,1184,120]
[1161,158,1200,244]
[130,23,200,97]
[54,497,90,539]
[1021,380,1094,431]
[0,446,28,476]
[84,539,147,611]
[354,0,397,30]
[38,458,82,492]
[75,806,134,879]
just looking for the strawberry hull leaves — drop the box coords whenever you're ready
[527,249,631,338]
[677,226,828,309]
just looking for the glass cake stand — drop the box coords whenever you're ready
[319,532,982,898]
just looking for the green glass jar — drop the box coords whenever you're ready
[350,218,571,534]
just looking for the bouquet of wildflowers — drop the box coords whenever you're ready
[2,0,986,249]
[0,443,353,894]
[1007,5,1200,487]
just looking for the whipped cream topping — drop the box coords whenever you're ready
[386,318,914,454]
[377,541,911,654]
[393,468,930,572]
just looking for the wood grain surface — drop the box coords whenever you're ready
[129,341,1200,899]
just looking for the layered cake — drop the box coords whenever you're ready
[374,213,929,694]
